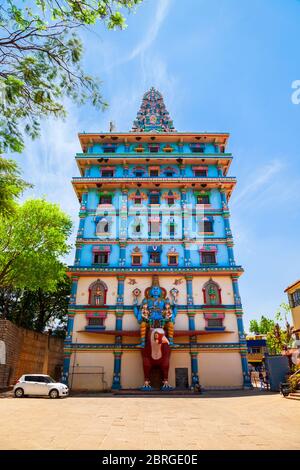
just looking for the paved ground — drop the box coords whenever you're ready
[0,391,299,450]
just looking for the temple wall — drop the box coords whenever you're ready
[121,352,144,388]
[123,276,187,305]
[169,351,191,387]
[192,276,234,305]
[67,350,244,390]
[174,313,189,330]
[72,313,115,344]
[75,276,118,305]
[199,352,243,388]
[195,313,239,343]
[122,313,139,331]
[69,351,114,391]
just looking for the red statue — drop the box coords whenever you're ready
[141,328,172,390]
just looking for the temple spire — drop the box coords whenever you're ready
[132,87,176,133]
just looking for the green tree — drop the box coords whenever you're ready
[0,0,142,153]
[0,276,71,333]
[249,305,294,354]
[0,157,31,216]
[0,198,72,290]
[249,315,275,335]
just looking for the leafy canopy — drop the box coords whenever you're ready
[0,156,31,216]
[0,198,72,290]
[0,276,71,333]
[0,0,142,153]
[249,304,294,354]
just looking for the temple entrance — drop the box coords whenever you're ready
[175,368,189,390]
[149,366,163,390]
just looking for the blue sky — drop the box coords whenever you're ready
[13,0,300,329]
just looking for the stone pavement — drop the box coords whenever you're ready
[0,391,299,450]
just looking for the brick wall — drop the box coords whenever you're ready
[0,320,64,388]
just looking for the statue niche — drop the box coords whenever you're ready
[133,276,178,390]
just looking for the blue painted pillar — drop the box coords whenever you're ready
[190,352,199,386]
[80,192,88,210]
[62,353,71,385]
[74,244,82,266]
[119,243,126,267]
[119,189,128,239]
[232,275,242,307]
[63,275,79,385]
[77,216,85,238]
[227,242,235,266]
[69,275,79,307]
[123,164,129,176]
[184,242,191,267]
[186,275,194,306]
[232,275,252,388]
[188,314,195,331]
[112,352,122,390]
[116,275,125,331]
[66,315,74,342]
[181,189,187,239]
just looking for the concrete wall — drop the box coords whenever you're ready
[0,320,64,388]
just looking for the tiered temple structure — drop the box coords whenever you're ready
[63,87,251,391]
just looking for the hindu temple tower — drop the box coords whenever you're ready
[63,87,251,391]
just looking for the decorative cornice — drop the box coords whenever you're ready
[75,237,234,245]
[72,176,236,184]
[67,266,243,275]
[64,342,243,352]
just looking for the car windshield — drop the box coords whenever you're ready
[44,376,56,383]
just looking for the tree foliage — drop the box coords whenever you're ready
[0,276,71,333]
[249,304,294,355]
[0,0,142,153]
[249,315,275,335]
[0,198,72,290]
[0,156,31,216]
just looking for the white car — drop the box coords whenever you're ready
[14,374,69,399]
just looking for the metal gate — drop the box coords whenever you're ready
[265,354,290,391]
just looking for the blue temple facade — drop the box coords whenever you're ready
[63,88,251,391]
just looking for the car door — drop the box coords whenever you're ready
[34,376,50,395]
[23,376,40,395]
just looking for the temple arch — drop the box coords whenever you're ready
[96,217,110,234]
[88,279,108,305]
[202,279,222,305]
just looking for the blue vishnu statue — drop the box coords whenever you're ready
[133,276,178,347]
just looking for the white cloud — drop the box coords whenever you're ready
[231,159,284,209]
[108,0,172,69]
[14,102,82,264]
[127,0,171,61]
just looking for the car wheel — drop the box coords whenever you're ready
[14,388,24,398]
[49,388,59,399]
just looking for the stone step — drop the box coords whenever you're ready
[112,389,201,397]
[289,392,300,398]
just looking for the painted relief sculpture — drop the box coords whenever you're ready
[133,276,178,390]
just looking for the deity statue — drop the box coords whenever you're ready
[133,276,177,347]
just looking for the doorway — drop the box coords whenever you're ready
[149,367,163,390]
[175,368,189,389]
